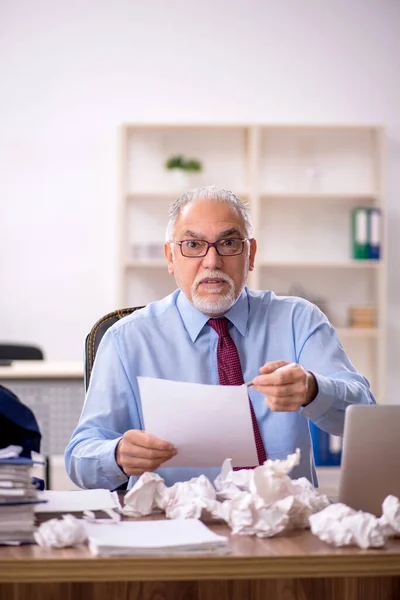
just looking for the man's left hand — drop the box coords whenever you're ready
[252,360,318,412]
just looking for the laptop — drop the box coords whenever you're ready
[338,404,400,516]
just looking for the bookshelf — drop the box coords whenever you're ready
[118,124,386,402]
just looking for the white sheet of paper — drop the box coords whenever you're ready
[138,377,259,468]
[35,489,121,513]
[86,518,228,556]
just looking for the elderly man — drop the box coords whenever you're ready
[65,186,375,490]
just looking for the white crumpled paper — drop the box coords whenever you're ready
[123,449,330,537]
[123,472,220,520]
[34,509,121,549]
[309,495,400,549]
[34,514,87,548]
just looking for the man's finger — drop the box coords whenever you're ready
[255,385,305,400]
[265,398,301,412]
[125,429,175,451]
[255,383,304,398]
[258,360,289,375]
[253,372,298,388]
[122,444,177,461]
[120,457,168,473]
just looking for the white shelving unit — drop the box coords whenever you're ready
[118,124,386,402]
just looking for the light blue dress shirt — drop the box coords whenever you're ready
[65,288,375,490]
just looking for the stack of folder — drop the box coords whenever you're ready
[352,207,381,259]
[0,454,44,544]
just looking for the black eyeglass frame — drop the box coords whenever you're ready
[172,238,252,258]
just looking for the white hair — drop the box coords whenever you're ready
[165,185,254,241]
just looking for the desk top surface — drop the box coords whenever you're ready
[0,361,84,380]
[0,522,399,583]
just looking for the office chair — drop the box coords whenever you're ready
[0,344,44,366]
[85,306,144,391]
[84,306,144,491]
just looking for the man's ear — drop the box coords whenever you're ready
[249,238,257,271]
[164,242,174,275]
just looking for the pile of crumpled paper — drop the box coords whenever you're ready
[123,449,400,549]
[34,450,400,550]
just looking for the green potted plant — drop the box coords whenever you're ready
[165,154,203,191]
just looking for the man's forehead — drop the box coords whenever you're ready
[176,219,245,237]
[176,201,245,231]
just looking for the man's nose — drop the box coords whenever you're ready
[201,246,223,269]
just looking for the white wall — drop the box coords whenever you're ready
[1,0,400,398]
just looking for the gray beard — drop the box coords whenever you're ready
[191,287,237,315]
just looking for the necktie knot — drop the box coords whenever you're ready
[208,317,230,338]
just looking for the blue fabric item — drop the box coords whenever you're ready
[31,477,45,491]
[65,288,375,490]
[0,385,41,458]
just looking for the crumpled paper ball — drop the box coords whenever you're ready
[34,514,87,549]
[123,473,219,520]
[379,495,400,537]
[309,495,400,549]
[123,472,165,517]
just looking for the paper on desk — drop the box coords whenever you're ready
[35,489,121,513]
[138,376,259,468]
[85,518,229,556]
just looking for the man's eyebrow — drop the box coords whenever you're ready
[219,227,242,238]
[182,230,207,240]
[181,227,243,240]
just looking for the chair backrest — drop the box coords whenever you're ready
[0,344,44,365]
[84,307,144,391]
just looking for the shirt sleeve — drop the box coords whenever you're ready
[296,302,376,435]
[64,328,141,489]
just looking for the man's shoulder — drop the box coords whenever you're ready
[247,289,322,325]
[270,292,313,310]
[248,289,313,311]
[110,291,180,335]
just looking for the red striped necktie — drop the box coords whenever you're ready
[208,317,267,469]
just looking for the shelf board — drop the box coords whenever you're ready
[127,191,378,203]
[123,122,381,131]
[127,192,182,201]
[126,260,166,269]
[127,192,249,201]
[260,192,378,201]
[258,260,381,268]
[336,328,379,338]
[124,123,251,130]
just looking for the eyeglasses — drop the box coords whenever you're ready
[172,238,251,258]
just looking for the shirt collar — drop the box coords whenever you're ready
[176,287,249,342]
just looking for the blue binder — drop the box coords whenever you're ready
[309,422,342,467]
[367,208,381,260]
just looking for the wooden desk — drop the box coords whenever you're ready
[0,524,399,600]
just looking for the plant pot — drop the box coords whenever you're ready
[169,169,200,193]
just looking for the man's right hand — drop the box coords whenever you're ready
[115,430,177,476]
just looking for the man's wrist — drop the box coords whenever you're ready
[303,371,318,406]
[115,438,127,475]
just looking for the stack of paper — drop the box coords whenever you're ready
[35,489,121,514]
[0,455,44,544]
[86,518,229,556]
